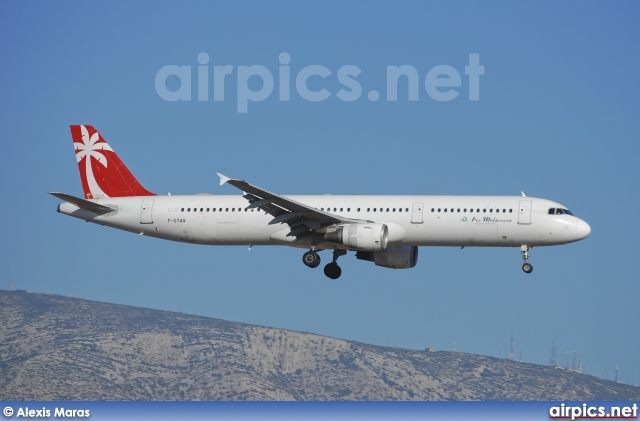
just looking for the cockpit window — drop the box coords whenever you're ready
[548,208,573,215]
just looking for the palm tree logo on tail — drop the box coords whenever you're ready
[74,125,112,199]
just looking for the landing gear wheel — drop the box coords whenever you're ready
[302,251,321,268]
[520,245,533,274]
[324,262,342,279]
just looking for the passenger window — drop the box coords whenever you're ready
[490,209,493,213]
[444,208,447,212]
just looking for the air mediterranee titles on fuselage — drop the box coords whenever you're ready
[51,125,591,279]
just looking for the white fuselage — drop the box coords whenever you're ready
[57,194,591,249]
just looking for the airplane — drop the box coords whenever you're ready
[50,125,591,279]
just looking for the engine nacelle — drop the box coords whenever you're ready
[324,223,388,251]
[356,246,419,269]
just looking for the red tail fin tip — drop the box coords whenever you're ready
[70,125,156,199]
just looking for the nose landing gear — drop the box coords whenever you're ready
[521,245,533,273]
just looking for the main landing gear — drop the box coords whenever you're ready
[302,249,346,279]
[521,245,533,274]
[302,250,321,268]
[324,249,346,279]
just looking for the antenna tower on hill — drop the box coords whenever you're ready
[509,332,514,361]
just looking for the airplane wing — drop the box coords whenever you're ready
[217,173,363,237]
[49,192,115,214]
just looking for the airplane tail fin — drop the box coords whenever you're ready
[70,125,156,199]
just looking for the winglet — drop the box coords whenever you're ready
[521,191,527,197]
[217,172,231,186]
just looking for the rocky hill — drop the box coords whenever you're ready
[1,290,638,400]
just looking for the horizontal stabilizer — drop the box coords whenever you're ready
[49,192,115,213]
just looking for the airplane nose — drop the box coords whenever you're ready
[577,219,591,239]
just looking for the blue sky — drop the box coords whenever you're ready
[1,2,639,385]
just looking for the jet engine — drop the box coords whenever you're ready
[356,246,418,269]
[324,223,388,251]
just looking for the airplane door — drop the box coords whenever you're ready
[140,199,154,224]
[411,202,424,224]
[518,200,532,225]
